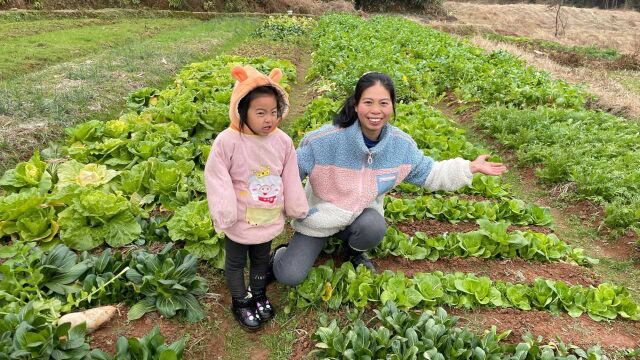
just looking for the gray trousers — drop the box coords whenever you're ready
[273,208,387,286]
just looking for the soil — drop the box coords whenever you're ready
[89,302,228,358]
[452,307,640,350]
[88,269,288,359]
[373,256,600,287]
[597,231,640,261]
[89,270,227,358]
[288,309,325,360]
[395,218,553,237]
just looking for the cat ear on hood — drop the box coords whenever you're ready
[269,68,283,83]
[231,66,249,82]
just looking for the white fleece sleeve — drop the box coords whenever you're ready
[424,158,473,192]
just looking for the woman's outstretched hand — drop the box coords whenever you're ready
[469,155,507,176]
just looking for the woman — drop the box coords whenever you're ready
[272,72,507,286]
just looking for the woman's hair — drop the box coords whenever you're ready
[238,86,284,132]
[333,72,396,128]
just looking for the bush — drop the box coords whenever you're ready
[354,0,444,12]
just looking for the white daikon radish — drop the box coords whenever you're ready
[58,305,118,333]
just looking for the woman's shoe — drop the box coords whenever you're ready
[345,248,376,272]
[251,288,275,322]
[231,296,262,331]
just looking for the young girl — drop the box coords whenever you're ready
[204,65,308,331]
[272,72,507,286]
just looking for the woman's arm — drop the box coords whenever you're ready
[424,155,507,191]
[404,137,507,191]
[296,137,315,181]
[423,158,473,192]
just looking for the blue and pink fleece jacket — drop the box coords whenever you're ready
[292,121,474,237]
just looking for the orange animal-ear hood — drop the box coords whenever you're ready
[228,65,290,134]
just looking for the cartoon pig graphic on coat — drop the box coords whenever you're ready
[248,173,282,205]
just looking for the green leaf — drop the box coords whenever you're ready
[104,212,142,247]
[128,298,156,321]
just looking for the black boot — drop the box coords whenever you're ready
[251,288,275,322]
[345,247,376,272]
[231,295,262,331]
[265,243,288,285]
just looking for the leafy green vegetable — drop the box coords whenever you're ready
[289,261,639,321]
[254,15,316,41]
[56,160,120,189]
[0,151,52,194]
[0,303,91,360]
[90,325,187,360]
[126,244,207,322]
[384,194,553,226]
[312,301,606,360]
[166,200,225,269]
[58,189,142,250]
[0,188,58,243]
[372,221,597,266]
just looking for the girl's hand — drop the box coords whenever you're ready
[470,155,507,176]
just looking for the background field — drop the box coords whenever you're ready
[1,3,640,359]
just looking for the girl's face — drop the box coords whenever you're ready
[246,94,279,136]
[355,83,393,141]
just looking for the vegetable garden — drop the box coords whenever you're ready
[1,12,639,359]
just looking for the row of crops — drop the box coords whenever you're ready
[283,14,639,358]
[0,53,300,357]
[298,14,640,232]
[0,13,637,359]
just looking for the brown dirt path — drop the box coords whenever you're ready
[408,2,640,120]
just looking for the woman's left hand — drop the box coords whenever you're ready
[469,155,507,176]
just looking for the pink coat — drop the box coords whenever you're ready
[204,128,309,244]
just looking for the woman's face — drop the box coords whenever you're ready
[355,83,393,141]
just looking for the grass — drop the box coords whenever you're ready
[0,18,115,39]
[0,16,260,172]
[482,32,620,60]
[437,2,640,54]
[613,69,640,95]
[262,311,299,360]
[221,320,252,360]
[0,18,203,80]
